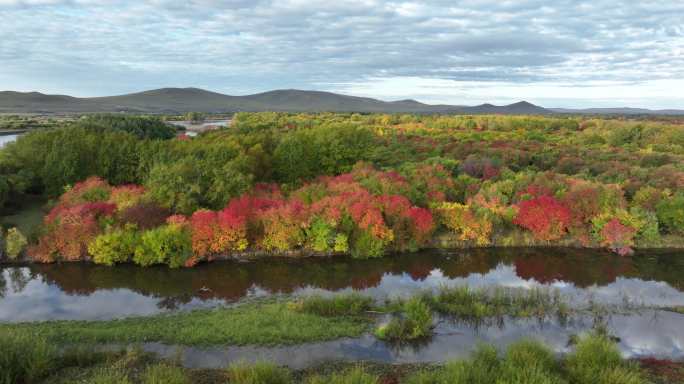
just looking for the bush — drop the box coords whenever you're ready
[4,227,27,259]
[226,361,292,384]
[88,226,140,266]
[438,203,492,245]
[133,224,192,268]
[351,230,389,259]
[141,363,188,384]
[656,192,684,234]
[0,331,57,384]
[513,195,571,241]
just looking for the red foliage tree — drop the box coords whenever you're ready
[513,195,571,241]
[29,202,116,262]
[600,218,637,256]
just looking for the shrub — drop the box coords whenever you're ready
[591,211,641,255]
[656,192,684,234]
[108,185,146,211]
[259,201,309,251]
[141,363,188,384]
[60,176,112,206]
[438,203,492,245]
[119,202,170,230]
[351,230,390,259]
[306,367,379,384]
[333,233,349,252]
[226,361,292,384]
[0,331,57,384]
[133,224,192,268]
[305,218,335,252]
[29,202,116,262]
[4,227,27,259]
[513,195,571,241]
[88,225,140,266]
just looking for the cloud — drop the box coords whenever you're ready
[0,0,682,107]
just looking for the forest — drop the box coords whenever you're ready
[1,112,683,267]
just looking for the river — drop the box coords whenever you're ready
[2,248,683,367]
[0,133,19,148]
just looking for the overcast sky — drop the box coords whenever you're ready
[1,0,683,108]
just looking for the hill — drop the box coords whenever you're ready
[2,88,681,115]
[0,88,552,114]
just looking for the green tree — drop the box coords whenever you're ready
[657,192,684,234]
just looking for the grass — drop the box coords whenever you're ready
[306,367,379,384]
[0,331,665,384]
[666,306,684,314]
[141,363,189,384]
[375,297,433,341]
[423,285,570,321]
[0,300,371,347]
[566,334,646,384]
[404,334,647,384]
[89,367,131,384]
[289,293,374,317]
[0,330,57,384]
[227,361,292,384]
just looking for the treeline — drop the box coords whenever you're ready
[1,112,683,264]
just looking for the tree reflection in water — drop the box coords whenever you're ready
[1,248,683,321]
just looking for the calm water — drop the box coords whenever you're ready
[140,310,684,368]
[168,120,231,130]
[1,248,683,322]
[0,133,18,148]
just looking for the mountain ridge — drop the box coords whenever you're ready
[0,88,681,115]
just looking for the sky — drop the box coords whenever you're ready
[1,0,683,108]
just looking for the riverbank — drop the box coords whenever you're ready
[3,240,684,267]
[3,271,684,380]
[4,329,682,384]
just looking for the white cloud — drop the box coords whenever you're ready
[0,0,682,108]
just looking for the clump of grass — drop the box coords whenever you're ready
[0,330,57,384]
[141,363,189,384]
[289,293,373,317]
[306,366,379,384]
[227,361,292,384]
[499,340,565,384]
[375,297,433,341]
[0,301,371,346]
[566,333,646,384]
[61,344,117,368]
[405,340,567,384]
[426,285,567,321]
[667,306,684,314]
[405,344,501,384]
[89,367,131,384]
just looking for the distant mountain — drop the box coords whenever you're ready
[1,87,680,115]
[0,88,552,114]
[550,107,684,115]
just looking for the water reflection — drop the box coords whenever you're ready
[136,310,684,369]
[0,134,19,148]
[1,248,684,322]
